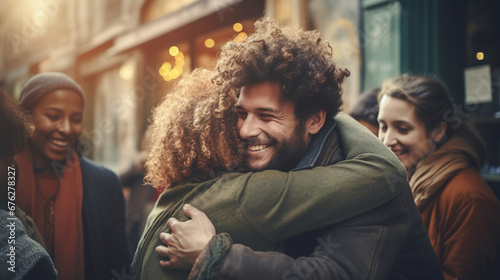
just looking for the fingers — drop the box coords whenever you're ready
[159,232,170,245]
[157,246,191,270]
[166,217,179,230]
[183,203,207,219]
[156,245,169,258]
[159,259,173,269]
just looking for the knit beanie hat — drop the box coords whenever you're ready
[19,72,84,111]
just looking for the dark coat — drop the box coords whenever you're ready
[133,113,442,279]
[190,114,443,280]
[80,157,131,280]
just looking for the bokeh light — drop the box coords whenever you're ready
[169,46,179,56]
[204,38,215,48]
[476,52,484,60]
[233,22,243,32]
[119,64,134,80]
[233,32,248,43]
[159,50,185,81]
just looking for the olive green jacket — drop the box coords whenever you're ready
[131,113,406,280]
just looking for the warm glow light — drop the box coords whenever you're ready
[176,59,185,66]
[476,52,484,60]
[159,49,185,82]
[204,38,215,48]
[169,46,179,56]
[174,65,183,75]
[233,23,243,32]
[159,62,172,76]
[233,32,248,43]
[119,64,134,80]
[169,69,179,79]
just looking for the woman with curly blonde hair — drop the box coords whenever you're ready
[145,69,242,189]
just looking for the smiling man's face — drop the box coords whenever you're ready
[235,82,310,172]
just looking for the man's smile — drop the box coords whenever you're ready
[247,144,270,151]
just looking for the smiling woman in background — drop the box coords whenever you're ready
[15,72,130,280]
[377,74,500,280]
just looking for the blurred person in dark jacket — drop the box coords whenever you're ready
[0,89,57,280]
[350,87,380,136]
[119,127,156,253]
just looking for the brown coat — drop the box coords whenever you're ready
[420,167,500,280]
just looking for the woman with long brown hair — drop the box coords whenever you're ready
[378,75,500,279]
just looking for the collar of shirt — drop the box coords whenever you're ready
[292,117,337,171]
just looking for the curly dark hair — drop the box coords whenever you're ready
[0,89,33,163]
[350,87,381,128]
[213,17,350,121]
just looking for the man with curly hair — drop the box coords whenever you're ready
[152,18,443,279]
[132,69,407,279]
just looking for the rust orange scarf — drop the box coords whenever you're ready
[15,147,85,280]
[409,134,481,212]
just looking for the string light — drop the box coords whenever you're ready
[476,52,484,60]
[159,50,185,81]
[233,32,248,43]
[233,22,243,32]
[169,46,179,56]
[204,38,215,48]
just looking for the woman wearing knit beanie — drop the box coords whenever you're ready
[15,72,131,280]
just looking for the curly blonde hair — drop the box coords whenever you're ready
[213,17,350,121]
[145,69,242,188]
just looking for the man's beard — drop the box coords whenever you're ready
[244,120,307,172]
